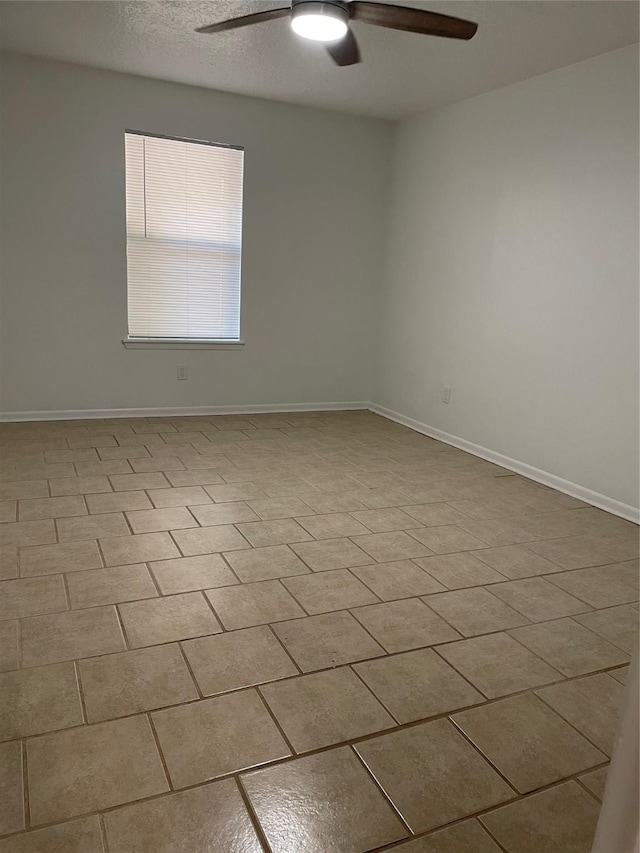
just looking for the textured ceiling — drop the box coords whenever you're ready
[0,1,638,119]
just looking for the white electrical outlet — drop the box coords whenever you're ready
[177,365,189,381]
[442,386,452,404]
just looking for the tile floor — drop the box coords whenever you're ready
[0,410,637,852]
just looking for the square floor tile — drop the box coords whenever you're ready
[172,525,249,556]
[0,740,24,835]
[50,476,112,496]
[536,673,624,754]
[480,781,600,853]
[295,512,373,540]
[0,544,18,580]
[57,512,130,542]
[391,819,503,852]
[126,506,198,534]
[150,554,238,594]
[0,575,67,620]
[300,493,368,513]
[354,648,483,724]
[146,485,212,508]
[546,565,638,608]
[234,518,313,548]
[206,580,305,629]
[189,502,260,527]
[247,496,315,520]
[79,644,198,722]
[241,747,407,853]
[352,560,447,600]
[399,503,475,529]
[424,587,529,636]
[182,626,297,695]
[19,496,86,521]
[472,545,562,579]
[152,689,290,788]
[0,661,83,740]
[578,766,609,800]
[119,592,221,647]
[291,537,372,571]
[104,778,263,853]
[225,545,310,582]
[356,719,513,833]
[436,633,561,698]
[0,520,56,547]
[19,540,103,577]
[452,693,605,793]
[490,577,591,622]
[0,500,17,523]
[352,598,460,653]
[21,606,126,668]
[0,817,103,853]
[85,490,153,514]
[351,531,434,562]
[415,553,507,589]
[575,605,638,653]
[527,534,639,570]
[0,620,19,672]
[282,569,379,614]
[66,564,157,608]
[27,715,169,825]
[109,472,170,491]
[509,618,629,677]
[261,666,394,752]
[204,483,268,502]
[100,531,180,566]
[273,610,385,672]
[408,525,488,555]
[456,517,539,547]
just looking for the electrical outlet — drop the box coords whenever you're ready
[442,386,452,404]
[177,365,189,381]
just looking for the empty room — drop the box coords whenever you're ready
[0,1,638,851]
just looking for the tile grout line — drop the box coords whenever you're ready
[234,776,274,853]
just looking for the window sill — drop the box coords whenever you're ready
[122,338,245,350]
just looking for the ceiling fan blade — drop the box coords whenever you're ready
[196,7,290,34]
[349,2,478,40]
[326,28,361,66]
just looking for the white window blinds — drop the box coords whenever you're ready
[124,131,244,341]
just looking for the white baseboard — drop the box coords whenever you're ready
[370,403,640,525]
[0,401,369,422]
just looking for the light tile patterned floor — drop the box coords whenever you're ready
[0,410,637,852]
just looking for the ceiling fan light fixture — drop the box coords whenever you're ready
[291,2,349,42]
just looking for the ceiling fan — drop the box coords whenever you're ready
[196,1,478,66]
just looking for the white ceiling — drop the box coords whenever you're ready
[0,1,637,119]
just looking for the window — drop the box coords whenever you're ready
[124,131,244,346]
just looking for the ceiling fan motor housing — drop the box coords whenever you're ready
[291,0,350,40]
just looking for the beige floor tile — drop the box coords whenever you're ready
[0,620,19,672]
[414,552,507,589]
[129,457,186,473]
[66,564,157,608]
[298,493,368,513]
[0,661,83,740]
[146,485,212,508]
[345,508,421,535]
[109,472,171,491]
[171,525,249,556]
[352,598,460,653]
[85,490,152,514]
[546,565,638,608]
[234,518,313,548]
[0,741,24,835]
[282,569,379,614]
[0,519,56,547]
[578,766,609,800]
[19,540,102,577]
[536,673,624,754]
[27,715,169,825]
[392,819,504,852]
[398,503,475,529]
[273,610,385,671]
[351,530,435,562]
[456,516,539,547]
[79,644,198,722]
[294,512,371,540]
[97,445,150,459]
[527,534,639,570]
[354,648,483,723]
[0,480,49,501]
[352,489,413,509]
[452,693,605,793]
[510,618,629,677]
[104,778,263,853]
[480,781,600,853]
[150,554,237,594]
[291,537,372,571]
[21,606,126,668]
[225,544,310,582]
[76,460,133,477]
[204,482,269,502]
[206,579,305,629]
[490,577,591,622]
[125,506,198,534]
[152,689,290,788]
[352,560,447,600]
[183,626,297,695]
[472,544,562,579]
[57,512,129,542]
[609,664,629,683]
[261,666,394,752]
[0,575,67,620]
[436,633,561,698]
[356,718,513,833]
[49,476,111,496]
[100,531,180,566]
[0,500,17,522]
[242,746,407,852]
[424,587,529,637]
[119,592,221,647]
[247,496,316,520]
[67,435,117,449]
[575,604,638,653]
[408,525,488,555]
[0,816,104,853]
[188,502,259,527]
[18,496,86,521]
[0,544,18,580]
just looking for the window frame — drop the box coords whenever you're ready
[122,129,245,350]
